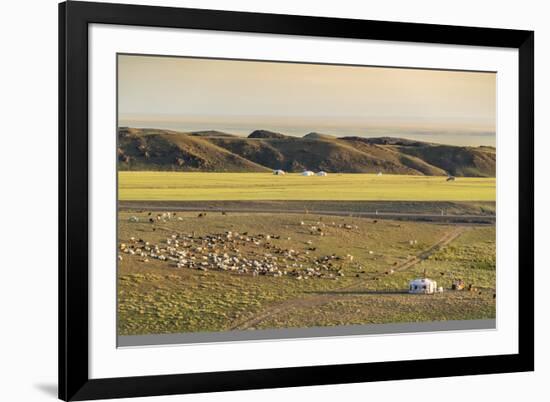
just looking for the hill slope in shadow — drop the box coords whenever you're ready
[117,127,495,176]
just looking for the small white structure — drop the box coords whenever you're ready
[377,171,383,176]
[273,169,286,175]
[316,171,328,176]
[301,170,314,176]
[408,278,439,294]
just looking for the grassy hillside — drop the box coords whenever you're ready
[209,136,420,174]
[117,127,496,176]
[248,129,289,139]
[118,127,270,172]
[397,145,496,177]
[340,138,447,176]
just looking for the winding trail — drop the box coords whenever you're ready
[391,226,466,273]
[228,226,466,330]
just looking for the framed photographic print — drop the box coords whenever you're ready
[59,1,534,400]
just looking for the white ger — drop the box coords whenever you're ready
[316,171,328,176]
[301,170,314,176]
[273,169,286,175]
[408,278,440,294]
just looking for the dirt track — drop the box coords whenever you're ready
[228,227,466,330]
[120,202,495,224]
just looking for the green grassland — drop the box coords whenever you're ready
[255,226,496,329]
[118,172,496,201]
[117,210,495,335]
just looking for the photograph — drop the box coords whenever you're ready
[116,54,497,344]
[51,1,537,400]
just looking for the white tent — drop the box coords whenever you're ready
[316,171,328,176]
[273,169,286,175]
[408,278,438,294]
[301,170,314,176]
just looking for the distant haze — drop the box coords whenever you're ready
[118,54,496,147]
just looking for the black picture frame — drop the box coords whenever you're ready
[59,1,534,400]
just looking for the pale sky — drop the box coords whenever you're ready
[118,54,496,146]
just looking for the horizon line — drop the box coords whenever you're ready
[118,126,496,148]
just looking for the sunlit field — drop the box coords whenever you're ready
[118,172,496,202]
[117,210,496,335]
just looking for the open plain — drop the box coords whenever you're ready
[118,207,496,335]
[118,172,496,202]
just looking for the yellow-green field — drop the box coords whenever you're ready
[118,172,496,201]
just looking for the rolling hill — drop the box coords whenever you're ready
[248,129,289,139]
[117,127,270,172]
[117,127,496,176]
